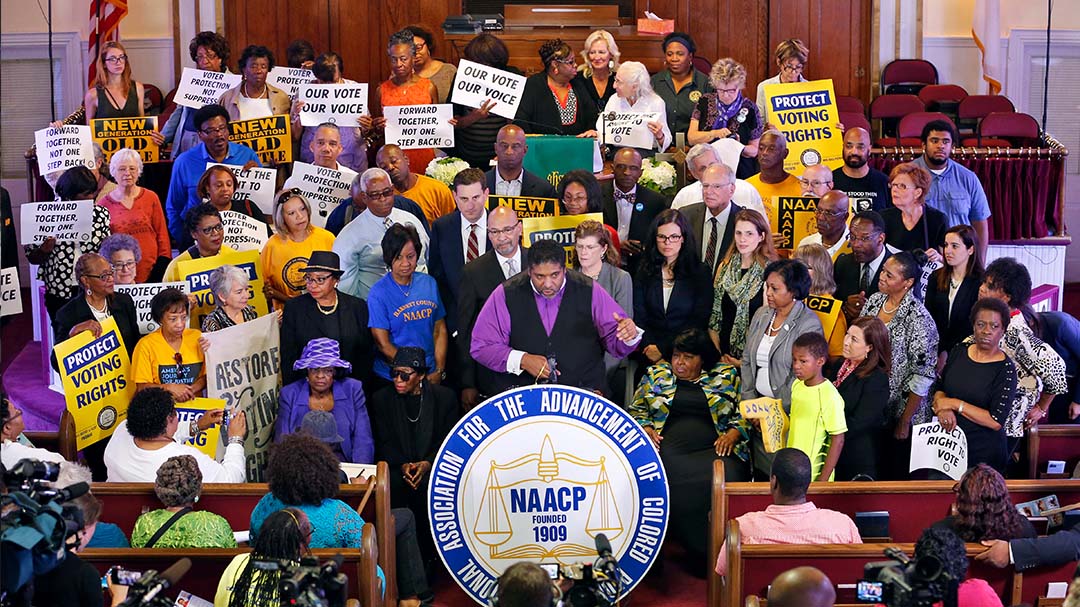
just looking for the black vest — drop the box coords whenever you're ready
[496,270,606,393]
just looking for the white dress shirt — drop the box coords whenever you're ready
[671,179,769,225]
[701,203,733,264]
[613,186,636,243]
[496,247,523,279]
[494,168,524,196]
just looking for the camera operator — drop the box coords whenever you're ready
[914,526,1001,607]
[493,562,561,607]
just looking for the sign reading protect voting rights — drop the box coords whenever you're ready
[177,249,269,330]
[19,200,94,245]
[523,213,603,267]
[206,162,277,215]
[298,83,369,127]
[451,59,527,119]
[175,397,226,460]
[228,115,292,165]
[92,117,160,164]
[763,79,843,173]
[34,125,95,175]
[54,317,134,449]
[172,68,242,108]
[384,104,454,149]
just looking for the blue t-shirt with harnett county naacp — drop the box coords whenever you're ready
[367,271,445,380]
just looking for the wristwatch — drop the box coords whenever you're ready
[228,436,244,446]
[958,403,965,415]
[189,419,202,435]
[434,367,446,381]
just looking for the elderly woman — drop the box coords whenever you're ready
[216,508,311,606]
[516,39,599,137]
[163,31,231,158]
[25,166,112,318]
[978,258,1068,448]
[711,209,779,363]
[689,58,764,179]
[198,164,265,222]
[651,32,712,140]
[926,225,983,370]
[293,53,368,174]
[131,288,207,401]
[833,316,891,480]
[99,232,142,285]
[52,253,139,368]
[756,39,810,126]
[630,328,747,560]
[201,265,260,332]
[574,220,632,386]
[280,250,373,386]
[163,203,236,282]
[598,61,671,152]
[276,338,373,464]
[407,25,456,104]
[132,454,236,548]
[574,30,620,110]
[218,45,291,122]
[261,189,336,309]
[368,224,447,387]
[933,298,1017,473]
[740,259,823,477]
[794,243,847,359]
[371,30,439,173]
[98,148,171,282]
[451,34,517,169]
[882,163,947,261]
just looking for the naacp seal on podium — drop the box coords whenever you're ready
[428,385,669,604]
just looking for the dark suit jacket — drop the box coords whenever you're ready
[484,168,557,199]
[925,271,980,354]
[428,210,492,333]
[834,368,890,480]
[834,249,894,305]
[51,292,140,371]
[1011,526,1080,570]
[632,261,713,356]
[457,247,527,393]
[679,201,742,276]
[601,183,667,275]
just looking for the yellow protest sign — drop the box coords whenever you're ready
[763,79,843,173]
[174,397,226,459]
[176,249,269,329]
[54,317,135,449]
[522,212,603,267]
[804,295,843,343]
[228,115,293,165]
[92,117,160,164]
[740,396,788,453]
[487,195,560,219]
[769,196,818,252]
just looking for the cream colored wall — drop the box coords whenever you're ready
[924,0,1080,37]
[1,0,171,37]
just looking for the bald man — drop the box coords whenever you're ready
[832,127,892,212]
[376,144,457,224]
[796,190,852,260]
[799,163,835,198]
[485,125,557,198]
[767,567,836,607]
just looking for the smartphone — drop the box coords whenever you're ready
[856,580,883,602]
[539,563,559,580]
[110,567,143,586]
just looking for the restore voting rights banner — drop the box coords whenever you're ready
[116,282,188,334]
[207,162,277,215]
[286,162,358,228]
[384,104,454,149]
[177,249,269,330]
[487,195,559,219]
[268,66,313,97]
[523,213,603,267]
[221,210,270,252]
[204,313,281,481]
[19,200,94,245]
[1,267,22,318]
[173,67,242,109]
[34,125,95,175]
[602,112,661,150]
[909,421,968,481]
[429,385,668,604]
[228,115,293,165]
[768,196,818,251]
[298,83,369,127]
[175,397,226,460]
[92,116,160,164]
[54,316,135,449]
[762,79,843,172]
[451,59,527,119]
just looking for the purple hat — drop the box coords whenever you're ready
[293,338,352,372]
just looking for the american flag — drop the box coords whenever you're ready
[87,0,128,86]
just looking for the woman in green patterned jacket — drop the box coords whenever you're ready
[132,454,237,548]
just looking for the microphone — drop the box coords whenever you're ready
[56,481,90,502]
[594,533,618,575]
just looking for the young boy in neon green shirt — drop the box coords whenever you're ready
[787,332,847,481]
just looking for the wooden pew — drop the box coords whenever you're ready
[706,461,1080,606]
[81,523,379,606]
[724,520,1076,607]
[92,461,396,607]
[1028,425,1080,479]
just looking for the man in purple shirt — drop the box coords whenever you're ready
[470,238,641,395]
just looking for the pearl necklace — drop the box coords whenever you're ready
[86,295,108,315]
[882,297,903,315]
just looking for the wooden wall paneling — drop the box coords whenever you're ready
[224,0,331,73]
[332,0,388,89]
[708,0,770,100]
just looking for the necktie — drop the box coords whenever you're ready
[704,217,719,270]
[859,263,871,293]
[467,224,479,262]
[506,259,517,277]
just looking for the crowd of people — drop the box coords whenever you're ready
[5,25,1080,607]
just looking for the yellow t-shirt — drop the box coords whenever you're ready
[746,173,802,217]
[787,378,847,481]
[260,227,336,308]
[401,174,456,224]
[131,328,206,386]
[163,245,238,283]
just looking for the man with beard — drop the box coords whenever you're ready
[795,190,852,261]
[798,163,834,198]
[832,127,891,212]
[376,144,456,224]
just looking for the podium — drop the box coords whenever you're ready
[521,135,596,189]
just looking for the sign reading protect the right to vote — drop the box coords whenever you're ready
[34,125,95,175]
[602,112,661,150]
[92,116,159,164]
[287,162,358,228]
[910,421,968,481]
[298,83,369,127]
[451,59,527,119]
[769,196,818,251]
[522,212,603,267]
[19,200,94,245]
[763,79,843,172]
[206,162,277,215]
[384,104,454,149]
[172,67,242,109]
[54,316,134,449]
[228,115,292,165]
[220,210,270,252]
[0,267,22,318]
[116,282,188,334]
[487,195,559,219]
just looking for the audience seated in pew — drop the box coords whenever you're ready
[1,390,67,470]
[131,455,236,548]
[932,464,1036,543]
[216,507,312,606]
[766,566,835,607]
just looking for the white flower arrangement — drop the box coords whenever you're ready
[425,157,471,187]
[638,158,677,196]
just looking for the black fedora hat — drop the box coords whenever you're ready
[301,250,343,276]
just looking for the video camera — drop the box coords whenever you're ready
[859,546,957,607]
[252,554,349,607]
[547,533,622,607]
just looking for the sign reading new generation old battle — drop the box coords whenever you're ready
[430,385,669,605]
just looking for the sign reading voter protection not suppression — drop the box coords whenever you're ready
[429,385,668,605]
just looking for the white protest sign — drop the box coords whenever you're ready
[298,83,369,127]
[284,162,358,228]
[384,104,454,149]
[34,125,95,175]
[268,66,313,97]
[602,112,661,150]
[0,267,22,318]
[711,137,745,174]
[173,68,242,109]
[915,259,944,302]
[909,421,968,481]
[116,282,188,334]
[19,200,94,245]
[221,210,270,252]
[206,163,277,215]
[450,59,528,119]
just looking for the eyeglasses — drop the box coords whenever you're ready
[554,57,576,67]
[414,41,427,51]
[814,207,846,218]
[104,55,128,64]
[848,233,880,244]
[365,187,395,200]
[562,194,589,204]
[195,52,219,62]
[781,62,805,73]
[304,274,334,286]
[391,369,417,381]
[114,165,140,174]
[83,270,115,280]
[196,223,224,236]
[889,182,916,191]
[487,222,521,238]
[701,182,734,190]
[656,234,684,243]
[309,367,336,377]
[574,243,603,252]
[200,125,229,136]
[307,523,317,537]
[277,188,304,206]
[798,179,833,189]
[716,87,740,95]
